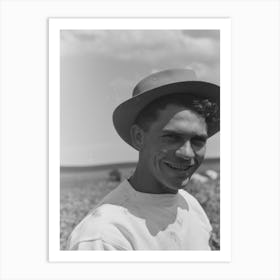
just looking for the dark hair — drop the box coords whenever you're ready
[134,93,219,132]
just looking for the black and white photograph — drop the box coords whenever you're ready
[61,29,221,251]
[49,18,231,261]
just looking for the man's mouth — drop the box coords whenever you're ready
[163,161,194,171]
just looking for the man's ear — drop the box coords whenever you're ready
[130,124,145,151]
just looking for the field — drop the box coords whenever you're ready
[60,159,220,250]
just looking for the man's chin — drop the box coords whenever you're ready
[156,168,191,192]
[161,177,190,193]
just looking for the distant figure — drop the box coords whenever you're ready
[108,168,122,182]
[67,69,220,250]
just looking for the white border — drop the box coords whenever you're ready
[49,18,231,262]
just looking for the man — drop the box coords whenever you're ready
[67,68,220,250]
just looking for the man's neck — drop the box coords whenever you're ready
[128,167,178,195]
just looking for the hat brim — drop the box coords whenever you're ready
[113,81,220,148]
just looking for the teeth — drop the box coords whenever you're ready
[164,161,191,171]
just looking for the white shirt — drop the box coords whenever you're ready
[67,179,212,250]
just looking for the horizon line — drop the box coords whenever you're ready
[61,157,220,168]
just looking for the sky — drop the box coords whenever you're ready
[60,30,220,166]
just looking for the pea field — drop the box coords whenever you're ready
[60,159,220,250]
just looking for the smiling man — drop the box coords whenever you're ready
[67,69,220,250]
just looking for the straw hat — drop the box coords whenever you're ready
[113,69,220,148]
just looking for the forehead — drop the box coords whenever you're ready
[150,104,207,135]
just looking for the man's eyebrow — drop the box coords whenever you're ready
[161,129,183,135]
[162,129,208,138]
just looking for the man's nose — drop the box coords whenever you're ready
[175,141,195,160]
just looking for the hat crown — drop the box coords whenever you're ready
[132,69,197,97]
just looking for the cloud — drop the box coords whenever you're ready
[61,29,220,87]
[182,30,220,40]
[188,62,220,84]
[61,30,219,64]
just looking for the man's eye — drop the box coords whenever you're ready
[192,138,206,146]
[162,134,179,141]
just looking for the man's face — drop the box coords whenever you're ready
[139,104,208,194]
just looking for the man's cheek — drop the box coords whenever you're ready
[196,146,206,158]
